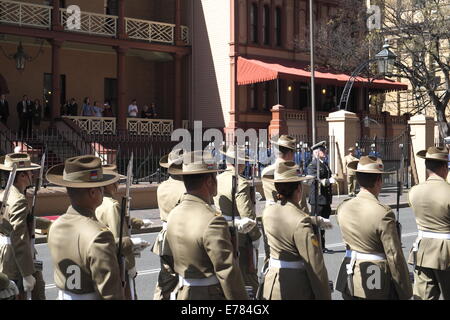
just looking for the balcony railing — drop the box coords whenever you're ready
[60,8,117,37]
[63,116,116,135]
[0,0,189,45]
[0,0,51,29]
[127,118,173,135]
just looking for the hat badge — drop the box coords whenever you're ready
[90,170,98,180]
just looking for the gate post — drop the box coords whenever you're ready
[408,114,435,183]
[326,110,360,193]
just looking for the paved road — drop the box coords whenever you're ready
[37,207,417,300]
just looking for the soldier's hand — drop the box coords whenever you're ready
[318,217,333,230]
[235,217,256,234]
[141,219,153,229]
[131,237,151,254]
[0,280,19,300]
[255,192,263,201]
[22,275,36,293]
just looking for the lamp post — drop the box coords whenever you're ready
[338,41,397,111]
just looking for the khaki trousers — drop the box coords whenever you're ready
[413,266,450,300]
[347,174,357,195]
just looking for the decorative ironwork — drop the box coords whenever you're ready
[126,18,175,44]
[127,118,173,136]
[181,25,189,44]
[60,8,117,37]
[0,0,51,29]
[63,116,116,135]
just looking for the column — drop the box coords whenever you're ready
[50,39,63,124]
[174,53,183,129]
[408,114,435,183]
[175,0,183,45]
[116,46,128,131]
[268,104,287,139]
[51,0,62,31]
[118,0,126,39]
[326,110,359,180]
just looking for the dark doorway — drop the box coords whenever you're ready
[104,78,118,115]
[43,73,66,119]
[105,0,119,15]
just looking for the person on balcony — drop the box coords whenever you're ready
[92,101,103,117]
[32,99,42,127]
[67,98,78,116]
[140,105,152,119]
[103,100,114,117]
[81,97,93,117]
[128,99,139,118]
[149,102,158,118]
[16,95,33,136]
[0,94,9,125]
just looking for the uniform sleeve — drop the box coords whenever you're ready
[99,201,122,239]
[203,216,249,300]
[378,210,413,300]
[87,230,124,300]
[236,179,261,241]
[9,198,35,277]
[293,217,331,300]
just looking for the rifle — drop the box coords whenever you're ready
[396,144,404,244]
[0,164,17,217]
[230,138,239,259]
[118,153,135,300]
[26,152,46,300]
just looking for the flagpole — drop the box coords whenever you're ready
[310,0,316,145]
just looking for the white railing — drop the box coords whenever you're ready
[286,109,307,121]
[126,17,175,44]
[0,0,51,29]
[127,118,173,135]
[63,116,116,135]
[60,8,117,37]
[181,25,189,44]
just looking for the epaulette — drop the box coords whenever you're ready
[336,197,352,212]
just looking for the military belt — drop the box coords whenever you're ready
[178,275,219,287]
[344,250,386,261]
[269,258,305,269]
[418,230,450,240]
[57,290,100,300]
[0,235,11,245]
[222,215,241,222]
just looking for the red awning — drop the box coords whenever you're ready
[237,57,408,91]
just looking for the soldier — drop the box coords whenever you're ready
[152,150,186,300]
[95,164,152,299]
[0,272,18,300]
[261,161,331,300]
[0,153,50,299]
[335,156,412,300]
[307,141,336,252]
[343,147,358,197]
[166,151,248,300]
[46,155,124,299]
[213,145,261,297]
[408,146,450,300]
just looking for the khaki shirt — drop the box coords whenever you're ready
[95,195,135,270]
[336,189,412,299]
[213,169,261,242]
[0,186,34,279]
[157,176,186,222]
[166,194,248,300]
[408,175,450,270]
[343,154,358,176]
[48,206,124,299]
[262,201,331,300]
[262,159,310,214]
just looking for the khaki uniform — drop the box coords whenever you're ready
[343,154,358,195]
[47,206,124,300]
[262,201,331,300]
[336,190,412,299]
[0,186,45,299]
[213,168,261,295]
[166,194,248,300]
[408,175,450,300]
[152,176,185,300]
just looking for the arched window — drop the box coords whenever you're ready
[263,5,270,45]
[250,3,259,44]
[275,7,282,47]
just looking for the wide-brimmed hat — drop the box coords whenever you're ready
[0,153,41,172]
[262,161,314,183]
[271,135,296,151]
[311,141,327,151]
[416,146,448,162]
[168,151,221,176]
[46,155,120,188]
[219,145,254,163]
[347,156,394,174]
[159,149,183,169]
[102,164,126,179]
[348,147,355,152]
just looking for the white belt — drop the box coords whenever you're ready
[418,230,450,240]
[345,250,386,261]
[265,199,276,207]
[0,235,11,245]
[178,275,219,287]
[269,258,305,269]
[162,221,168,231]
[57,290,100,300]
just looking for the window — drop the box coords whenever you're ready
[263,5,270,45]
[250,84,257,110]
[275,7,282,47]
[250,3,259,44]
[263,82,270,110]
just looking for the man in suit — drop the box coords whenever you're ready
[0,94,9,125]
[307,141,335,253]
[16,95,33,136]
